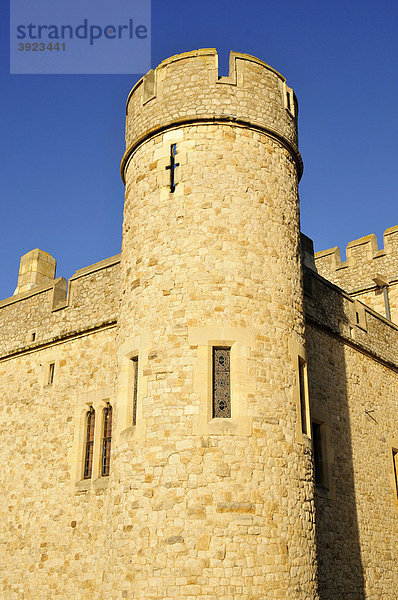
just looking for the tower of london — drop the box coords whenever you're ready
[1,49,397,600]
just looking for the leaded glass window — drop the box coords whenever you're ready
[101,404,112,477]
[212,347,231,418]
[131,357,138,426]
[83,407,95,479]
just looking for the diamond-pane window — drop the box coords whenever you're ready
[213,347,231,418]
[131,357,138,426]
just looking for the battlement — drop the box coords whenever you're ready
[315,225,398,292]
[121,49,301,182]
[0,252,120,358]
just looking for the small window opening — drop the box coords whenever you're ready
[31,332,36,342]
[131,357,138,426]
[312,422,328,488]
[212,347,231,418]
[83,407,95,479]
[165,144,179,193]
[298,358,308,435]
[393,449,398,498]
[48,362,55,385]
[286,91,291,111]
[356,311,360,324]
[101,404,112,477]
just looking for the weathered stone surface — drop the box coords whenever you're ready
[0,49,396,600]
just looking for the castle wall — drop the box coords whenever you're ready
[305,270,398,367]
[1,47,397,600]
[315,226,398,324]
[0,255,120,598]
[0,255,120,357]
[304,269,398,600]
[0,327,117,600]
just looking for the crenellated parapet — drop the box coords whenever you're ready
[0,252,120,358]
[315,225,398,291]
[121,49,301,182]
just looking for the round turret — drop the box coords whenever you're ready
[110,49,318,600]
[121,48,301,181]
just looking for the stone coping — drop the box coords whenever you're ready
[0,277,64,309]
[70,254,121,280]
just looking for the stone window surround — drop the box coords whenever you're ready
[116,331,151,442]
[41,357,58,388]
[289,335,312,445]
[188,326,254,436]
[72,387,114,492]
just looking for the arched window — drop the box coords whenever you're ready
[83,407,95,479]
[101,403,112,477]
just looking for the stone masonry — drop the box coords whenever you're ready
[0,50,396,600]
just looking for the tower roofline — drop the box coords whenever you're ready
[122,49,300,183]
[125,49,287,111]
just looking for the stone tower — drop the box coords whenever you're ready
[111,49,318,599]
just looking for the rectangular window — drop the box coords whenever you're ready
[393,449,398,498]
[48,362,55,385]
[298,358,308,435]
[131,357,138,426]
[212,347,231,418]
[312,422,328,488]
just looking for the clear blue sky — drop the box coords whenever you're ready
[1,0,397,299]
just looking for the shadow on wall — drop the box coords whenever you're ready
[304,277,366,600]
